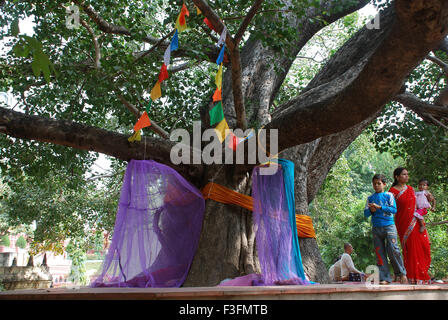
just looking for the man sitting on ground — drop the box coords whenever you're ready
[330,243,364,282]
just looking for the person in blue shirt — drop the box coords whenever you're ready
[364,174,407,284]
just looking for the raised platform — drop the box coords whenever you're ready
[1,283,448,300]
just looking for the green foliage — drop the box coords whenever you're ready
[0,234,10,247]
[66,238,88,286]
[274,10,364,108]
[313,131,402,273]
[314,128,448,279]
[15,235,27,249]
[367,49,448,278]
[2,0,348,250]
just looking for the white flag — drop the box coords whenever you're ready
[164,45,171,66]
[217,27,227,47]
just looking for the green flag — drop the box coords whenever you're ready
[145,100,152,115]
[209,101,224,126]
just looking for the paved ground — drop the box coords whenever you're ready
[1,282,448,300]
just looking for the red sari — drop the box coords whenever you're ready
[389,185,431,283]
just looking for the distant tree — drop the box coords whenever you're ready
[15,235,27,249]
[0,234,10,247]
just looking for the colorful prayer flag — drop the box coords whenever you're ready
[176,14,187,32]
[171,29,179,51]
[133,111,152,132]
[212,88,222,102]
[181,3,190,17]
[228,132,240,151]
[217,27,227,47]
[214,118,229,143]
[243,129,255,141]
[216,44,225,65]
[150,81,162,100]
[203,18,217,32]
[145,100,152,115]
[164,45,171,65]
[175,4,189,32]
[209,101,224,126]
[215,63,223,89]
[128,130,142,142]
[158,63,169,82]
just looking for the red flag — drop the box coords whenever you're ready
[178,4,189,26]
[212,88,222,102]
[158,63,169,82]
[228,132,239,151]
[133,111,151,132]
[181,3,190,17]
[179,12,186,26]
[203,18,217,32]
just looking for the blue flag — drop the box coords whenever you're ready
[171,29,179,51]
[216,44,225,65]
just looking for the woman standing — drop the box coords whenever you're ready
[389,168,431,284]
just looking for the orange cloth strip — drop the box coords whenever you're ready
[202,182,253,212]
[296,214,316,239]
[201,182,316,238]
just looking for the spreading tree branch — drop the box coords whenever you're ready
[426,54,448,75]
[393,92,448,130]
[0,106,203,181]
[79,18,101,69]
[234,0,264,45]
[267,0,448,152]
[116,94,170,139]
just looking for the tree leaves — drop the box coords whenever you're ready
[12,35,56,83]
[10,18,20,37]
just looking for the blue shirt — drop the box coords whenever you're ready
[364,192,397,227]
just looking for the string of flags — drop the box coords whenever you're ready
[128,2,252,151]
[128,3,189,142]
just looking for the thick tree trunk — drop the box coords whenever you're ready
[186,1,377,285]
[183,165,260,286]
[184,114,378,286]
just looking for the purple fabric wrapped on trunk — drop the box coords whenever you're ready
[252,165,307,285]
[219,165,309,286]
[91,160,205,288]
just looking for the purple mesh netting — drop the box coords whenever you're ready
[218,165,308,286]
[252,166,306,285]
[91,160,205,288]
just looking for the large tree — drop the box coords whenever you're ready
[1,0,448,285]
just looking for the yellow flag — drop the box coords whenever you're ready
[215,63,223,90]
[214,118,229,143]
[194,5,201,15]
[150,81,162,100]
[128,130,142,142]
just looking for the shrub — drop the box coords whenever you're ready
[15,235,27,249]
[0,235,10,247]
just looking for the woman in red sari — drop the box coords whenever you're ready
[389,168,431,284]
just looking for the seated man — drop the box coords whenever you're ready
[340,242,364,281]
